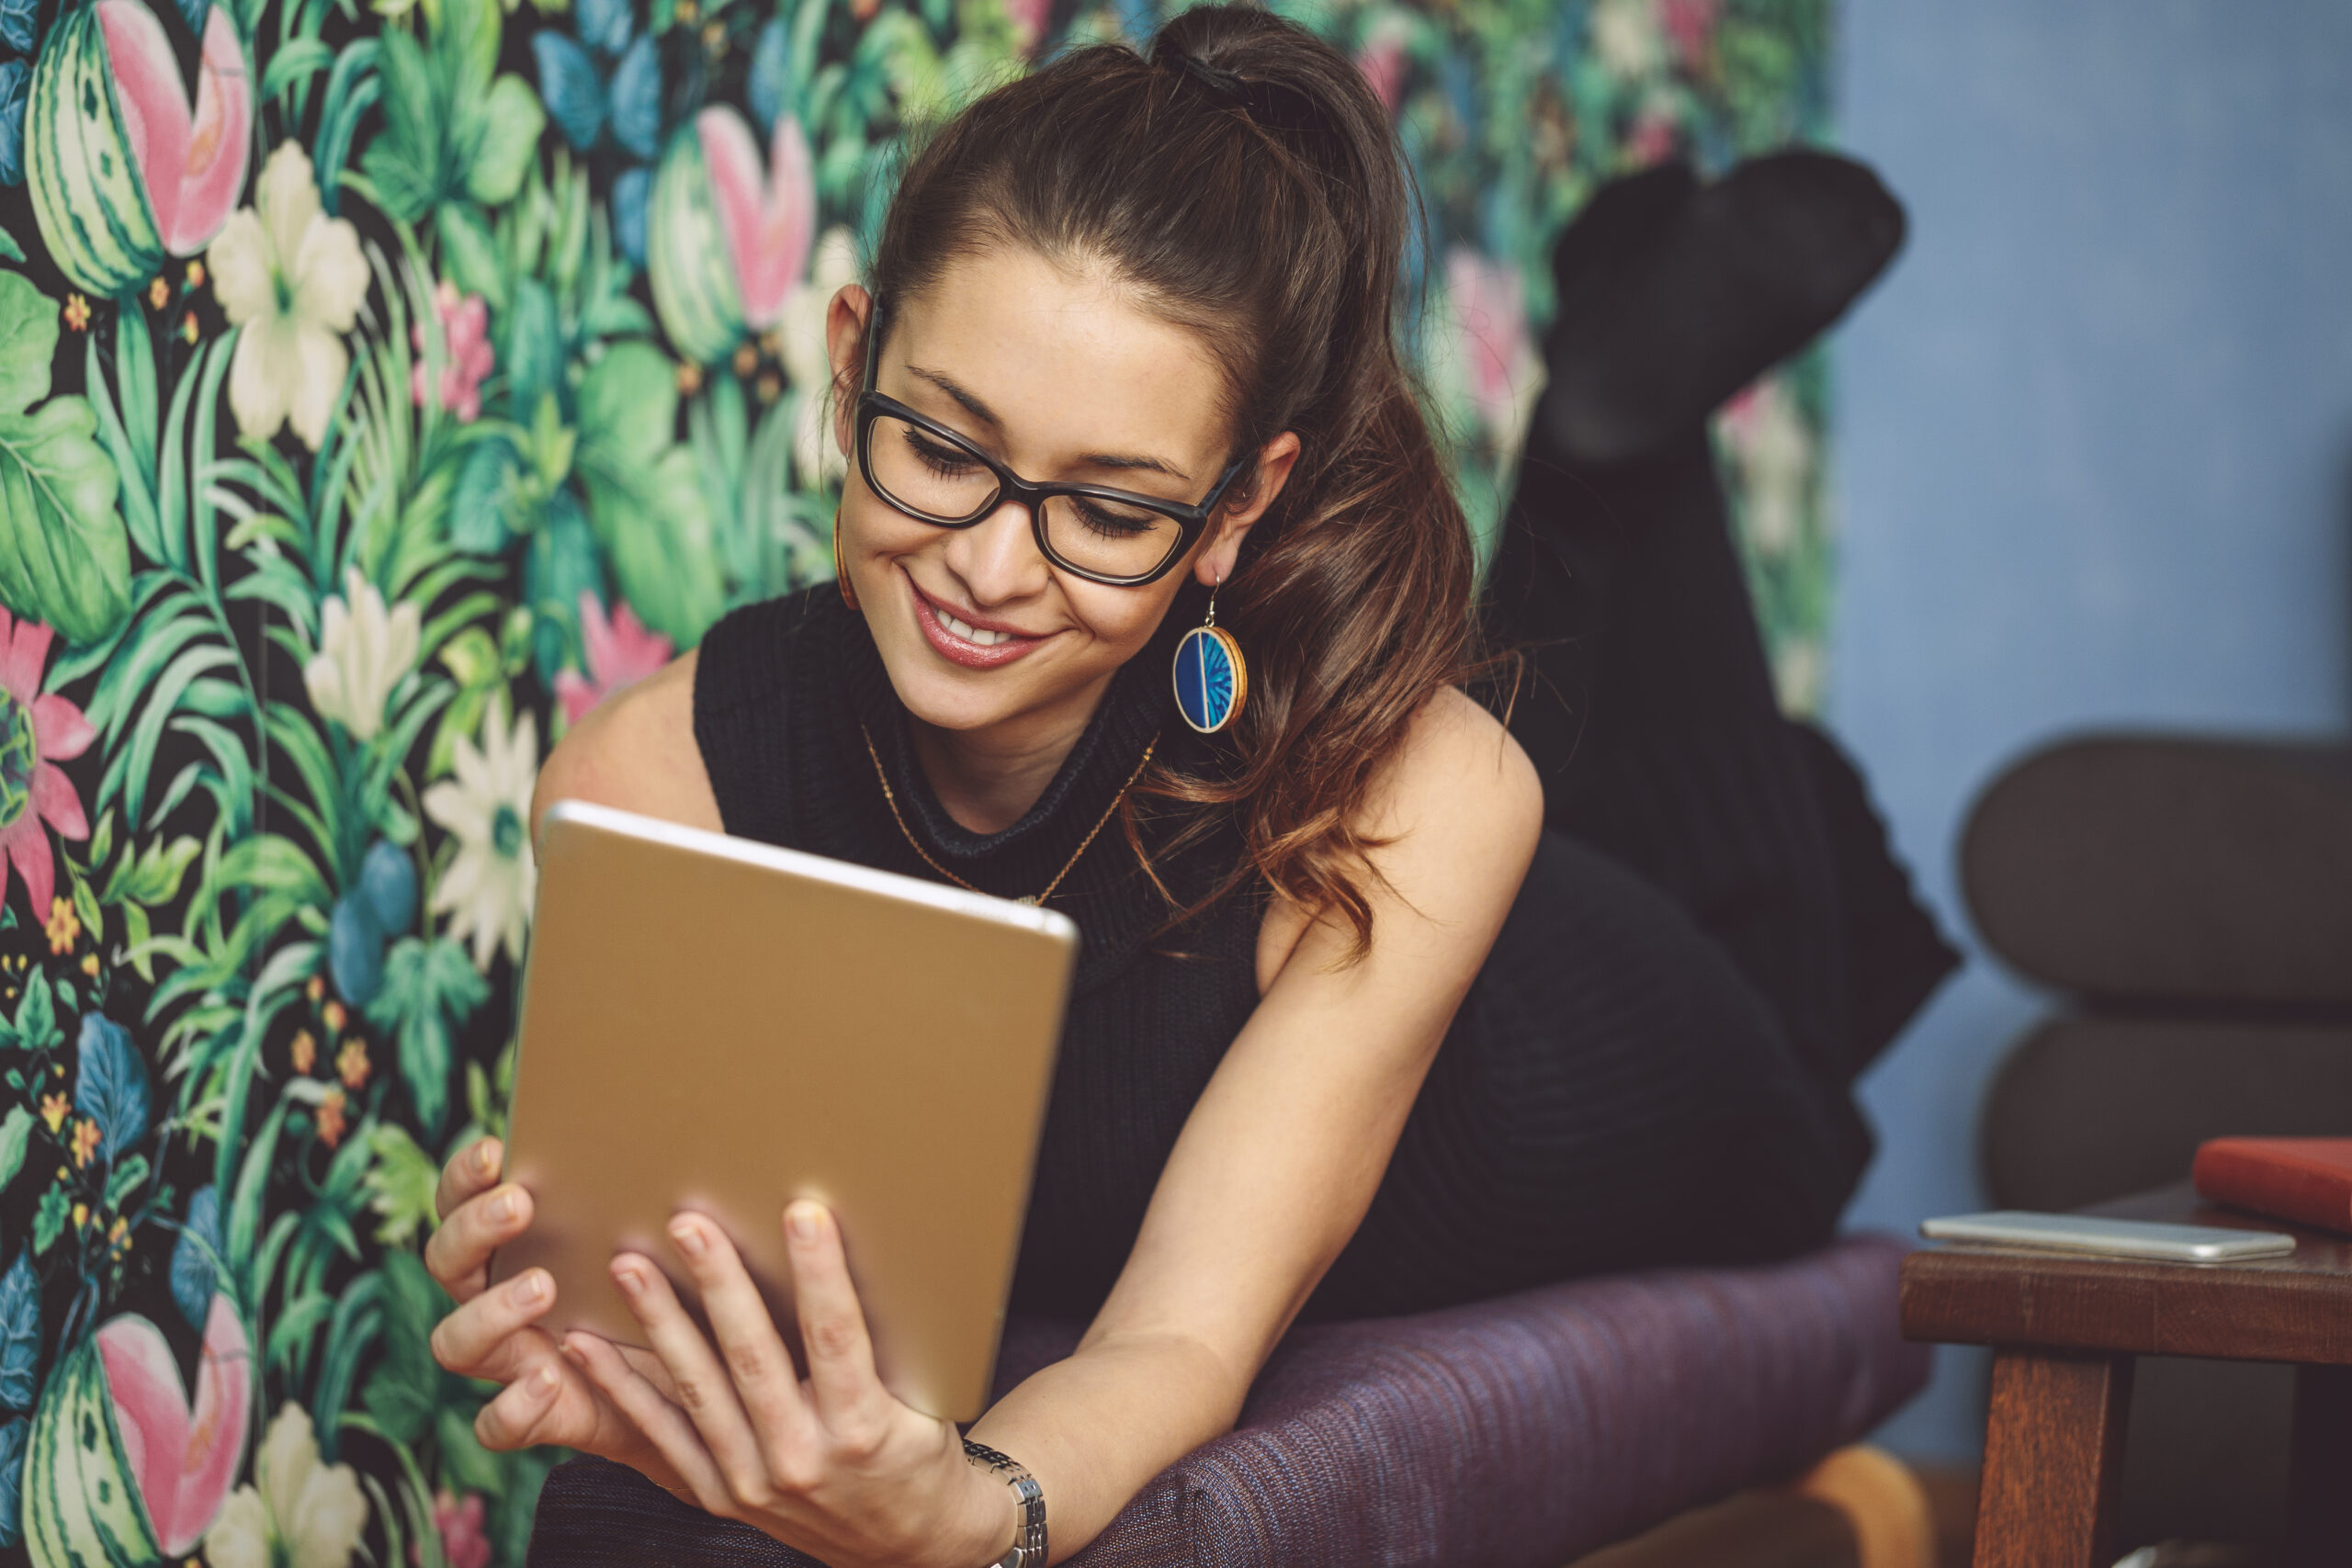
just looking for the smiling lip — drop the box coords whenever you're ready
[906,574,1050,670]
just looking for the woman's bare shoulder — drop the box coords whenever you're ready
[1373,685,1543,850]
[1255,685,1542,990]
[528,650,723,839]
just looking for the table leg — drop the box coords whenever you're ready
[2287,1362,2352,1567]
[1973,1348,2133,1568]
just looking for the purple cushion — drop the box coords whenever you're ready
[529,1234,1925,1567]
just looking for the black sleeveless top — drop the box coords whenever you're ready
[691,583,1262,1317]
[694,584,1877,1323]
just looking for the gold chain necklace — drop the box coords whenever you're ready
[859,724,1157,907]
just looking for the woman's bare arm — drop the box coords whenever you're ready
[967,686,1543,1556]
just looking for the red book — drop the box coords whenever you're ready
[2192,1137,2352,1235]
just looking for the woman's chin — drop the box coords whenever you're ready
[875,646,1048,735]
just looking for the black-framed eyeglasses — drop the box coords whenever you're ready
[854,300,1250,587]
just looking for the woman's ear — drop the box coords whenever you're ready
[1195,431,1301,587]
[823,285,876,458]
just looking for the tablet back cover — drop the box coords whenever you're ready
[492,799,1076,1421]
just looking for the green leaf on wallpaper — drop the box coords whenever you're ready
[437,202,508,312]
[367,937,489,1138]
[361,1122,442,1244]
[0,273,132,647]
[466,75,548,208]
[575,344,719,641]
[0,229,23,264]
[31,1188,66,1256]
[7,971,59,1054]
[576,340,674,470]
[594,446,723,646]
[450,432,523,554]
[441,0,502,106]
[258,37,335,102]
[577,343,724,644]
[438,1404,506,1495]
[525,491,600,681]
[362,1248,452,1444]
[102,1154,148,1212]
[360,28,443,223]
[502,279,562,420]
[108,833,203,908]
[0,1107,31,1193]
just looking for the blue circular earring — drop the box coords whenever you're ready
[1172,583,1247,735]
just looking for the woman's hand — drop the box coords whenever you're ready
[563,1201,1017,1568]
[423,1137,684,1482]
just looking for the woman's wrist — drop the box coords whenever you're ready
[947,1451,1022,1568]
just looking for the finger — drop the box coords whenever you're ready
[566,1329,739,1518]
[435,1137,503,1223]
[783,1201,887,1430]
[610,1250,770,1499]
[617,1342,682,1404]
[424,1182,533,1303]
[430,1267,556,1381]
[665,1214,812,1450]
[475,1358,569,1451]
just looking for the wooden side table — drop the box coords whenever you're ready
[1901,1182,2352,1567]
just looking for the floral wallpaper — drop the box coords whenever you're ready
[0,0,1828,1562]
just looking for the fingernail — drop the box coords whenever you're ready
[514,1270,548,1304]
[668,1218,706,1258]
[492,1190,520,1224]
[787,1202,821,1242]
[535,1362,560,1393]
[613,1262,643,1296]
[560,1337,588,1366]
[478,1142,500,1176]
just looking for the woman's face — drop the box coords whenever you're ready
[823,248,1297,744]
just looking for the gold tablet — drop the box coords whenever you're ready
[489,798,1077,1422]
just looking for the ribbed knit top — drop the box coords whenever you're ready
[691,583,1263,1316]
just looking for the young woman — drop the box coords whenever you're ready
[422,8,1868,1563]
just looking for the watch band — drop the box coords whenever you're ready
[962,1438,1046,1567]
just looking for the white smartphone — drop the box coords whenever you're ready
[1919,1210,2296,1262]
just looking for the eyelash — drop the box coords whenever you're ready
[898,423,1171,535]
[907,429,979,478]
[1070,500,1159,538]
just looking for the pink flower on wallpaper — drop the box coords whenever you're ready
[1446,246,1535,447]
[1357,29,1408,115]
[555,592,675,725]
[424,1491,492,1568]
[411,280,496,423]
[1004,0,1052,54]
[1661,0,1722,66]
[1626,110,1679,166]
[0,607,94,924]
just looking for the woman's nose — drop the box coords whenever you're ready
[941,499,1052,606]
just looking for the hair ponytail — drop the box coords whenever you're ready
[868,3,1476,953]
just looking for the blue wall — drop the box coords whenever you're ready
[1830,0,2352,1461]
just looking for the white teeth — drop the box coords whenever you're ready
[936,606,1010,647]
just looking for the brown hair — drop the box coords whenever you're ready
[862,3,1477,954]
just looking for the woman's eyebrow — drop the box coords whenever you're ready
[904,365,1193,483]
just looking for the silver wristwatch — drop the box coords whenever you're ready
[963,1438,1046,1567]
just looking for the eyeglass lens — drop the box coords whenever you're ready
[865,412,1188,581]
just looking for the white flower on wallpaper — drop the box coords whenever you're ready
[424,699,541,972]
[209,144,369,450]
[784,226,862,488]
[303,568,423,743]
[1717,377,1815,557]
[204,1404,369,1568]
[1590,0,1667,80]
